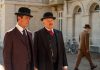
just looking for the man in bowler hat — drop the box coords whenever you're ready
[33,12,68,70]
[74,24,97,70]
[3,7,34,70]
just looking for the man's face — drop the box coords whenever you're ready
[43,18,54,30]
[87,28,91,33]
[18,15,31,28]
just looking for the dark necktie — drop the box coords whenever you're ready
[23,30,27,40]
[23,29,26,35]
[23,29,31,62]
[48,30,54,36]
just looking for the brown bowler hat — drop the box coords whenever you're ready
[84,24,91,29]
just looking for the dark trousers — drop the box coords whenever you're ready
[53,62,58,70]
[27,63,34,70]
[75,50,94,68]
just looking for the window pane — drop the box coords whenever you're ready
[78,8,82,12]
[95,5,100,10]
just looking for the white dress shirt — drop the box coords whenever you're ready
[16,23,27,35]
[45,27,54,33]
[16,23,24,34]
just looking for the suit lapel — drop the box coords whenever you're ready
[54,30,61,58]
[27,31,32,46]
[54,29,59,46]
[41,28,50,48]
[54,29,59,43]
[14,27,26,45]
[41,28,51,55]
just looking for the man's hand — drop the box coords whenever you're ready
[63,66,68,70]
[34,67,38,70]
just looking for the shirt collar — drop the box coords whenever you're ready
[16,23,24,34]
[84,29,89,33]
[45,27,54,32]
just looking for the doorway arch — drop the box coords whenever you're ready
[89,3,100,46]
[73,6,82,41]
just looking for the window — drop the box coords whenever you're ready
[75,7,82,14]
[95,5,100,12]
[90,4,100,12]
[77,8,82,12]
[57,11,63,31]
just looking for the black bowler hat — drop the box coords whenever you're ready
[15,7,33,17]
[84,24,91,29]
[41,12,56,21]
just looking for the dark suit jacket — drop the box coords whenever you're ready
[33,28,68,70]
[3,27,34,70]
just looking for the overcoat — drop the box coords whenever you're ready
[33,28,68,70]
[79,30,89,54]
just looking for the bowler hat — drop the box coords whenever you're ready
[41,12,56,21]
[84,24,91,29]
[15,7,33,17]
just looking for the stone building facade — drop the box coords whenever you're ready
[63,0,100,53]
[0,0,100,53]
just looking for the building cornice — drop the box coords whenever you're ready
[0,1,49,7]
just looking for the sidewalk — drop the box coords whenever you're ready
[0,48,100,70]
[67,52,100,70]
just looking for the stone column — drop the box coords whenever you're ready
[4,4,16,32]
[0,4,5,47]
[0,3,16,47]
[67,15,73,40]
[62,0,67,43]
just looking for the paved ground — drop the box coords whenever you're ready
[67,52,100,70]
[0,47,100,70]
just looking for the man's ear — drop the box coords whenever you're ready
[18,16,22,20]
[42,20,45,24]
[17,16,23,23]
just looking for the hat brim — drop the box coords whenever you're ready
[41,17,56,21]
[15,13,33,17]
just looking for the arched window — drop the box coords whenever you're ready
[94,5,100,12]
[74,6,82,14]
[90,4,100,12]
[89,3,100,45]
[77,8,82,12]
[72,6,82,38]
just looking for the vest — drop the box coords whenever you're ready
[48,33,58,63]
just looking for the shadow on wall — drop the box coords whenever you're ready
[0,64,4,70]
